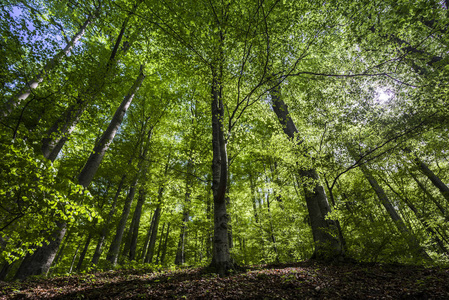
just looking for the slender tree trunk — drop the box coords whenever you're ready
[76,233,92,272]
[12,67,144,280]
[145,194,163,263]
[161,223,170,265]
[409,171,448,220]
[128,188,146,261]
[349,149,432,261]
[91,176,125,266]
[139,212,154,262]
[78,66,145,187]
[382,178,449,255]
[404,149,449,203]
[106,181,138,266]
[155,223,166,264]
[270,85,344,259]
[41,1,143,160]
[52,229,71,268]
[175,159,192,265]
[0,7,100,121]
[69,243,81,274]
[266,192,279,263]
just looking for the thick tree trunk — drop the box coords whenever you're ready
[78,66,145,187]
[0,8,99,121]
[210,68,232,276]
[270,85,344,260]
[14,222,67,280]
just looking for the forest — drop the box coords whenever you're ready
[0,0,449,295]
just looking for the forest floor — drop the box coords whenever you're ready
[1,260,449,299]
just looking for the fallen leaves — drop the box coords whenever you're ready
[1,260,449,299]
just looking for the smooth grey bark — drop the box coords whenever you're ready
[0,7,99,121]
[91,175,125,266]
[270,85,344,259]
[41,1,143,160]
[78,66,145,187]
[14,222,67,280]
[210,68,233,275]
[349,149,432,261]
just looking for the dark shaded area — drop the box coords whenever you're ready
[1,261,448,299]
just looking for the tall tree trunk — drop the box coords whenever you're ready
[382,178,449,255]
[106,181,138,266]
[78,66,145,187]
[270,85,344,259]
[161,223,170,265]
[210,67,232,275]
[266,192,279,263]
[155,223,166,264]
[409,171,448,220]
[13,57,144,282]
[14,222,67,280]
[69,243,81,274]
[404,148,449,203]
[0,6,100,121]
[139,212,154,263]
[127,188,146,261]
[144,192,163,263]
[41,0,143,160]
[91,175,125,266]
[349,149,432,261]
[76,233,92,272]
